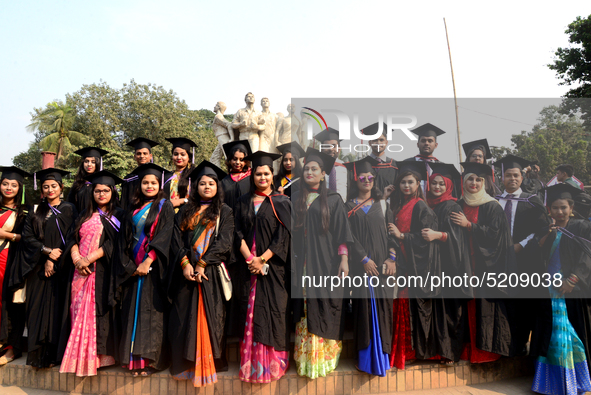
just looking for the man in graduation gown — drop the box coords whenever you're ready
[361,122,398,194]
[492,155,552,355]
[120,138,159,210]
[315,127,348,202]
[404,123,445,195]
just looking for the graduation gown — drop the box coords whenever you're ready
[392,199,442,360]
[431,199,472,361]
[220,173,251,210]
[529,220,591,372]
[345,199,394,355]
[460,199,515,357]
[0,207,30,353]
[231,193,291,351]
[8,201,77,367]
[167,204,234,376]
[114,199,174,370]
[57,207,125,362]
[292,189,354,341]
[372,158,398,193]
[67,182,93,213]
[500,192,550,353]
[120,174,139,211]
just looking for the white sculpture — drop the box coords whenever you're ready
[231,92,265,152]
[209,101,234,166]
[259,97,279,153]
[275,104,301,147]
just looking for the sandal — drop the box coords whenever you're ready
[131,370,140,377]
[140,367,158,376]
[440,359,455,367]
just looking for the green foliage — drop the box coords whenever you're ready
[548,14,591,129]
[17,80,219,182]
[491,105,591,184]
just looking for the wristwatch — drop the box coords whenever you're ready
[183,198,189,204]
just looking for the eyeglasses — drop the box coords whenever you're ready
[470,154,484,159]
[94,189,111,195]
[358,175,375,183]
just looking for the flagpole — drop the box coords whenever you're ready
[444,18,463,163]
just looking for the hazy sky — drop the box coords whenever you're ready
[2,0,590,165]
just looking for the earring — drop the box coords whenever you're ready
[321,177,325,181]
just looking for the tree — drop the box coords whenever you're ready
[549,15,591,129]
[491,106,590,184]
[26,101,87,164]
[17,80,219,180]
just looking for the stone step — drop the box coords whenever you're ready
[0,353,533,394]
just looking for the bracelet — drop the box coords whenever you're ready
[568,274,579,284]
[42,246,51,255]
[260,256,267,265]
[246,253,255,262]
[180,257,190,269]
[11,233,16,242]
[361,256,370,265]
[47,257,57,264]
[440,232,448,242]
[73,257,83,267]
[196,259,207,268]
[389,252,396,261]
[567,279,576,287]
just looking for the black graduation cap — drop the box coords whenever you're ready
[304,147,336,174]
[188,160,227,181]
[245,151,282,170]
[314,127,342,143]
[132,163,169,185]
[165,137,197,152]
[343,156,379,181]
[34,168,70,190]
[276,141,306,158]
[361,122,388,138]
[428,162,461,182]
[462,139,492,160]
[0,166,31,184]
[410,123,446,139]
[460,162,493,178]
[222,140,252,160]
[74,147,109,158]
[126,137,159,152]
[492,155,533,172]
[543,183,584,205]
[84,170,123,186]
[397,161,428,181]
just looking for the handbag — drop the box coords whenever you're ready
[214,214,232,301]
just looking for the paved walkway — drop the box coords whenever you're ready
[2,377,537,394]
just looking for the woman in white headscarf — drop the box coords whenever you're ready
[450,162,516,363]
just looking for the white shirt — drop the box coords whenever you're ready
[498,188,534,248]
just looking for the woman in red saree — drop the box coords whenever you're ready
[0,166,30,366]
[385,161,440,370]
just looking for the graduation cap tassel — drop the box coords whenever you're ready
[192,147,195,165]
[501,164,504,181]
[491,164,495,182]
[544,189,547,207]
[100,157,103,171]
[34,173,37,191]
[21,184,25,205]
[161,172,164,187]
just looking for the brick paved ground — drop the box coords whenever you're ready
[0,377,540,394]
